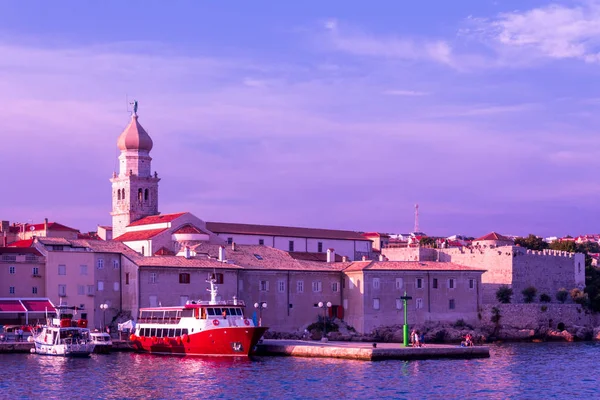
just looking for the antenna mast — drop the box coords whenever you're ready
[414,204,419,233]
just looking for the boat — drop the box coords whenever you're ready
[130,276,268,356]
[90,331,113,354]
[30,305,95,357]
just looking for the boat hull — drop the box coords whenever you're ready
[92,344,112,354]
[33,341,95,357]
[132,326,268,357]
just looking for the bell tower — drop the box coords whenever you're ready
[110,102,160,238]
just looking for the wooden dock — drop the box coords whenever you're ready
[254,339,490,361]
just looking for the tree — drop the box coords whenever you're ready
[549,241,577,253]
[514,234,548,251]
[522,286,537,303]
[539,293,551,303]
[419,237,436,247]
[496,285,513,304]
[556,288,568,304]
[570,288,589,306]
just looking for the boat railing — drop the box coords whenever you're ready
[187,300,246,306]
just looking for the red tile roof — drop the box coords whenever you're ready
[7,239,34,248]
[289,252,345,262]
[135,256,243,269]
[206,222,369,241]
[78,232,101,240]
[173,224,204,234]
[8,222,79,233]
[362,232,391,238]
[154,247,176,256]
[344,261,486,272]
[475,232,513,242]
[113,228,167,241]
[128,212,187,227]
[0,247,42,256]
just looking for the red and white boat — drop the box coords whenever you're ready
[130,277,268,356]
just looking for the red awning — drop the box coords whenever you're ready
[22,300,55,312]
[0,300,26,313]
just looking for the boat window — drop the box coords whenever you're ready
[176,310,182,319]
[213,308,222,316]
[143,328,149,337]
[181,309,193,318]
[207,308,215,316]
[175,329,181,337]
[236,308,243,316]
[150,328,156,337]
[182,329,188,335]
[168,328,174,337]
[201,308,207,319]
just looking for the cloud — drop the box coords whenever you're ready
[464,1,600,63]
[321,21,454,65]
[383,90,429,96]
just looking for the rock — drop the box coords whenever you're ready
[498,329,535,340]
[575,326,593,341]
[593,327,600,341]
[546,329,574,342]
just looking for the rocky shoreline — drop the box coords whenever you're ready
[264,321,600,344]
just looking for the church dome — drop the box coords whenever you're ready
[117,114,153,152]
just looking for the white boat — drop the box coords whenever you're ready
[31,305,95,357]
[90,331,112,354]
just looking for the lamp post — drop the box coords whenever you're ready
[253,302,267,327]
[400,291,413,347]
[318,301,332,342]
[100,303,108,332]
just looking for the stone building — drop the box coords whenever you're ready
[383,232,585,304]
[0,247,45,298]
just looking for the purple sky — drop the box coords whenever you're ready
[2,0,600,238]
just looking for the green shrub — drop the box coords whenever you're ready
[556,288,568,303]
[522,286,537,303]
[307,316,339,333]
[539,293,551,303]
[496,285,513,304]
[570,288,589,306]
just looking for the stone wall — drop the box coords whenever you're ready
[480,304,598,331]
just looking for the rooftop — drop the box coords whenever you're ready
[474,232,513,242]
[343,261,486,272]
[128,212,187,227]
[206,221,369,241]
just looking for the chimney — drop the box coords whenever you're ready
[342,256,348,262]
[44,218,49,236]
[362,255,367,261]
[184,246,191,259]
[378,254,385,262]
[327,248,335,263]
[219,246,226,262]
[231,242,236,251]
[0,220,8,233]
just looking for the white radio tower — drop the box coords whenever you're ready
[414,204,419,233]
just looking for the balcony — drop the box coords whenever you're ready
[32,274,42,278]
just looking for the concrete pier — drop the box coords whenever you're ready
[255,340,490,361]
[0,340,133,353]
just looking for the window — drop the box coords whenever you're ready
[149,273,157,284]
[260,280,269,291]
[125,273,130,285]
[9,266,15,274]
[332,282,339,292]
[312,281,322,293]
[395,278,403,290]
[259,239,264,245]
[318,242,323,253]
[97,281,104,291]
[449,299,456,310]
[448,279,456,289]
[32,267,39,276]
[416,298,423,309]
[288,241,294,252]
[141,247,145,256]
[97,259,104,269]
[113,260,119,269]
[395,299,403,310]
[416,278,423,289]
[87,285,94,295]
[121,188,125,200]
[117,189,121,200]
[373,278,380,290]
[9,286,15,294]
[254,254,263,260]
[80,265,88,275]
[278,280,286,293]
[113,282,120,291]
[373,298,380,310]
[432,278,438,289]
[227,237,233,245]
[77,285,85,295]
[297,280,304,293]
[144,188,149,201]
[58,265,66,275]
[469,279,475,289]
[210,273,224,284]
[58,284,66,297]
[137,188,143,202]
[179,273,191,284]
[32,286,38,295]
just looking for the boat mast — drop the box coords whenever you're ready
[207,274,218,305]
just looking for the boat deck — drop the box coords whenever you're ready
[254,339,490,361]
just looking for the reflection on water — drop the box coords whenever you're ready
[2,343,600,399]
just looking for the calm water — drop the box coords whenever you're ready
[1,343,599,399]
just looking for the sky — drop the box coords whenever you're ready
[1,0,600,238]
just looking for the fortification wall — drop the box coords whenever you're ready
[480,304,598,330]
[381,247,436,262]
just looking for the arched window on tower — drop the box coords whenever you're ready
[121,188,125,200]
[117,189,121,201]
[138,188,143,202]
[144,189,149,201]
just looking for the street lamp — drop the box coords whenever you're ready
[318,301,332,342]
[253,302,267,327]
[400,291,413,347]
[100,303,108,332]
